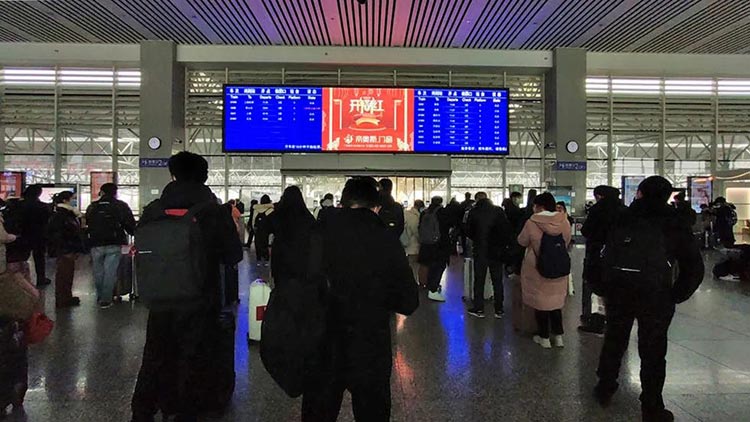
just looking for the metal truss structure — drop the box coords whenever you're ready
[0,67,140,208]
[4,66,750,210]
[587,77,750,191]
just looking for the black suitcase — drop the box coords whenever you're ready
[0,319,28,412]
[223,264,239,306]
[193,309,236,415]
[113,253,136,301]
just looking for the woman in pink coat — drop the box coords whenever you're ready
[517,192,572,349]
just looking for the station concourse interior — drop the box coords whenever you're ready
[1,1,750,421]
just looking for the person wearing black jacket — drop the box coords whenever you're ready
[47,191,85,308]
[579,185,625,334]
[504,191,524,234]
[302,177,419,422]
[260,185,316,285]
[131,152,243,422]
[466,192,513,318]
[673,191,697,228]
[713,197,736,248]
[593,176,704,422]
[85,183,136,308]
[377,178,405,240]
[5,185,52,288]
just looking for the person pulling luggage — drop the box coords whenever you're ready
[85,183,136,309]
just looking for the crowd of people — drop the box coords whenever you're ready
[0,150,713,422]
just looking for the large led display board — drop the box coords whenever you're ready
[223,85,510,155]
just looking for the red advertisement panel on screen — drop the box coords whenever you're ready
[322,87,414,152]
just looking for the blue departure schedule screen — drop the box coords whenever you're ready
[223,85,510,155]
[224,86,323,152]
[414,89,509,154]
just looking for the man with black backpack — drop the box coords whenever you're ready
[593,176,704,422]
[377,178,405,241]
[131,151,243,422]
[85,183,135,308]
[466,192,513,319]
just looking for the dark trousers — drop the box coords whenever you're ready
[581,278,594,319]
[302,375,391,422]
[32,244,47,286]
[426,261,446,293]
[54,253,76,304]
[473,256,504,311]
[246,231,254,247]
[255,236,270,261]
[132,309,210,421]
[596,297,675,411]
[535,309,563,338]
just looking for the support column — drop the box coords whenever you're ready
[138,41,184,211]
[545,48,587,215]
[53,72,62,183]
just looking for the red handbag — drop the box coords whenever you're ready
[25,312,54,345]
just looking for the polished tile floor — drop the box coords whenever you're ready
[5,247,750,422]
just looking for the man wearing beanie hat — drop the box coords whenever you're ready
[592,176,704,422]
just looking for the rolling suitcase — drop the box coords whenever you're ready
[0,319,28,412]
[193,309,236,415]
[113,244,137,302]
[224,264,240,305]
[247,279,272,343]
[462,257,494,302]
[510,275,537,334]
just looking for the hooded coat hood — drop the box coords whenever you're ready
[529,211,568,236]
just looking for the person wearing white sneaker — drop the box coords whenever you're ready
[533,335,551,349]
[428,289,446,302]
[517,193,572,352]
[552,335,564,348]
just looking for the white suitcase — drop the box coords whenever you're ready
[247,278,272,342]
[462,258,494,302]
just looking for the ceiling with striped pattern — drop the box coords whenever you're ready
[0,0,748,54]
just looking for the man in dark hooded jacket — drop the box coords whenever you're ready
[593,176,704,422]
[466,192,513,318]
[302,177,419,422]
[579,185,626,334]
[131,152,243,422]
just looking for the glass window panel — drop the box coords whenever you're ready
[5,154,55,184]
[587,159,609,188]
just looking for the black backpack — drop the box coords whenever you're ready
[536,232,571,279]
[602,215,672,290]
[419,210,441,245]
[86,200,122,244]
[487,211,511,262]
[135,201,212,309]
[1,200,24,237]
[260,231,328,398]
[379,202,402,231]
[254,208,270,233]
